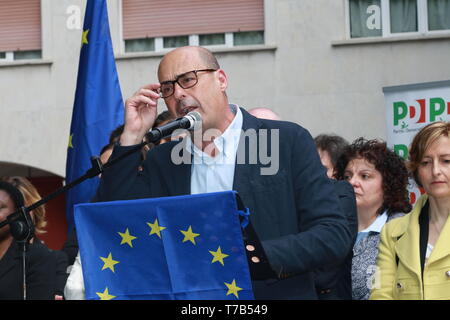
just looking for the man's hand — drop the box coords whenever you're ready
[120,83,161,146]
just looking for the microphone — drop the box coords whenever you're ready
[145,111,202,143]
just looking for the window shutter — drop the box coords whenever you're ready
[0,0,41,52]
[123,0,264,39]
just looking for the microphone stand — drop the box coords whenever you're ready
[0,136,157,300]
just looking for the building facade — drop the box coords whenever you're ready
[0,1,449,228]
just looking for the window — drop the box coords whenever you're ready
[163,36,189,49]
[122,0,265,53]
[348,0,450,38]
[428,0,450,30]
[199,34,226,46]
[390,0,418,33]
[125,38,154,53]
[0,0,42,61]
[234,31,265,46]
[349,0,383,37]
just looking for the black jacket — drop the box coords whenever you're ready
[96,108,353,299]
[314,179,357,300]
[0,239,68,300]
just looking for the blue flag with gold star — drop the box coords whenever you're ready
[66,0,124,231]
[74,191,254,300]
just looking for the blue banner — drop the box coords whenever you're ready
[74,191,254,300]
[66,0,124,231]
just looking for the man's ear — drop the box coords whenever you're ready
[217,69,228,92]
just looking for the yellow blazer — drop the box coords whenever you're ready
[370,195,450,300]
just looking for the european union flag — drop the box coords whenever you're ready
[74,191,254,300]
[66,0,124,231]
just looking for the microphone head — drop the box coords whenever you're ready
[186,111,202,130]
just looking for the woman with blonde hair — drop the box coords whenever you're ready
[1,176,68,299]
[371,121,450,300]
[2,176,47,235]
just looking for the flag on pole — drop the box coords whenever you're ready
[74,191,254,300]
[66,0,124,231]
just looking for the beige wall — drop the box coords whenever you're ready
[1,0,449,178]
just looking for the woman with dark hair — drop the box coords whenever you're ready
[0,180,68,300]
[371,122,450,300]
[315,134,349,178]
[335,137,411,300]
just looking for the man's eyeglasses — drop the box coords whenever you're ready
[159,69,217,98]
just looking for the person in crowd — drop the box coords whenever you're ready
[371,121,450,300]
[315,134,349,179]
[94,45,352,299]
[142,110,176,155]
[106,124,124,145]
[2,176,47,236]
[152,110,176,145]
[62,122,126,267]
[247,107,281,120]
[0,180,68,300]
[334,137,411,300]
[63,137,124,299]
[313,134,357,300]
[2,176,69,300]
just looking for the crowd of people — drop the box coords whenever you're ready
[1,46,449,300]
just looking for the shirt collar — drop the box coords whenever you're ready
[360,211,388,234]
[187,104,243,158]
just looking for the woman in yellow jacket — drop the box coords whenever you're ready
[371,121,450,300]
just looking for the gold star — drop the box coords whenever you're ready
[96,287,116,300]
[179,225,200,245]
[68,134,74,149]
[147,218,166,238]
[224,279,242,299]
[209,246,229,266]
[100,252,119,273]
[82,29,89,46]
[118,228,137,248]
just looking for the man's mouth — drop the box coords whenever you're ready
[179,106,198,116]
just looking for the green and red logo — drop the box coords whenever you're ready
[393,97,450,127]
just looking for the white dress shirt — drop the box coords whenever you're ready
[188,104,243,195]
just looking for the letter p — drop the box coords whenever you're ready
[429,98,445,122]
[393,102,408,126]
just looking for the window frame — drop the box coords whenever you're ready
[118,0,266,54]
[0,50,42,62]
[123,32,264,54]
[345,0,450,39]
[0,0,44,62]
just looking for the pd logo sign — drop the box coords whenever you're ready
[393,98,450,127]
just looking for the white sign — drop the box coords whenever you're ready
[384,80,450,204]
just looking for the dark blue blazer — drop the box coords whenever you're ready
[96,108,352,299]
[314,179,357,300]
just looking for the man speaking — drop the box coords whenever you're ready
[95,46,352,299]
